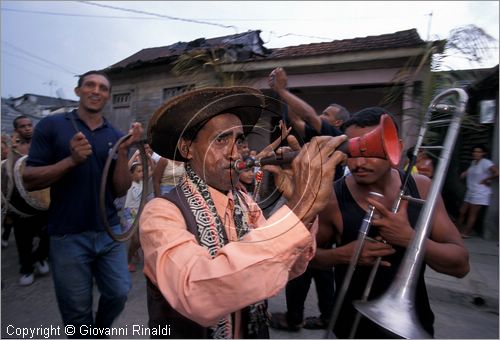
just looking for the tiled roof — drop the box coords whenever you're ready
[267,29,426,60]
[107,29,428,71]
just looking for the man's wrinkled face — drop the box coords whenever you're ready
[345,124,392,185]
[185,113,245,192]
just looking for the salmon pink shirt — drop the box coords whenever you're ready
[140,187,317,337]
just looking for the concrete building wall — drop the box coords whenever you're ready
[107,64,425,127]
[105,68,198,133]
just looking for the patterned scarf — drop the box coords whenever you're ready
[180,164,270,338]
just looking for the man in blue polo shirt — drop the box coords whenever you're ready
[23,70,143,338]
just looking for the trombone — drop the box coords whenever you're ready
[325,88,469,339]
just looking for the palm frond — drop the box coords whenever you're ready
[386,24,496,123]
[171,47,246,88]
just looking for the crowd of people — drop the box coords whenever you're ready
[1,66,496,339]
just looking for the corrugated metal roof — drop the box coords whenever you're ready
[107,30,268,70]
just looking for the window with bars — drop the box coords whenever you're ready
[162,85,194,101]
[113,93,131,108]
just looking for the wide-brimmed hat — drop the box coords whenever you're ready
[148,86,265,161]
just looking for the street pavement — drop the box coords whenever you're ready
[1,234,498,339]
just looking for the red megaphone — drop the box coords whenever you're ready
[342,113,401,167]
[234,113,401,170]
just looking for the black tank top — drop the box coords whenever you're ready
[332,171,435,338]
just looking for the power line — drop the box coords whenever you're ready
[77,0,239,31]
[2,7,415,22]
[76,1,334,42]
[2,40,77,75]
[4,2,440,45]
[1,59,49,81]
[2,49,65,72]
[1,7,160,20]
[79,0,346,45]
[274,32,334,41]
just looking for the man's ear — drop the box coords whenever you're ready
[334,119,343,128]
[74,86,81,98]
[178,138,192,159]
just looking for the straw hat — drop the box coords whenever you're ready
[148,86,265,161]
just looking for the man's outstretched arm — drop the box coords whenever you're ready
[269,67,322,137]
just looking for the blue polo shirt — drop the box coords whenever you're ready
[27,110,124,235]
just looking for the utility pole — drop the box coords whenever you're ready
[426,11,433,41]
[43,80,57,97]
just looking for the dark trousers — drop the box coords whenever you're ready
[2,215,13,241]
[12,212,49,274]
[285,266,335,325]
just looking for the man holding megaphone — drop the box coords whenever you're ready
[312,107,469,339]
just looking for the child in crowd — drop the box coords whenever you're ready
[123,162,143,272]
[239,169,255,196]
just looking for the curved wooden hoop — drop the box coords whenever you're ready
[99,135,149,242]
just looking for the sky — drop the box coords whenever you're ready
[1,1,498,100]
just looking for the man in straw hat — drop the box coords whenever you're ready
[141,86,347,338]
